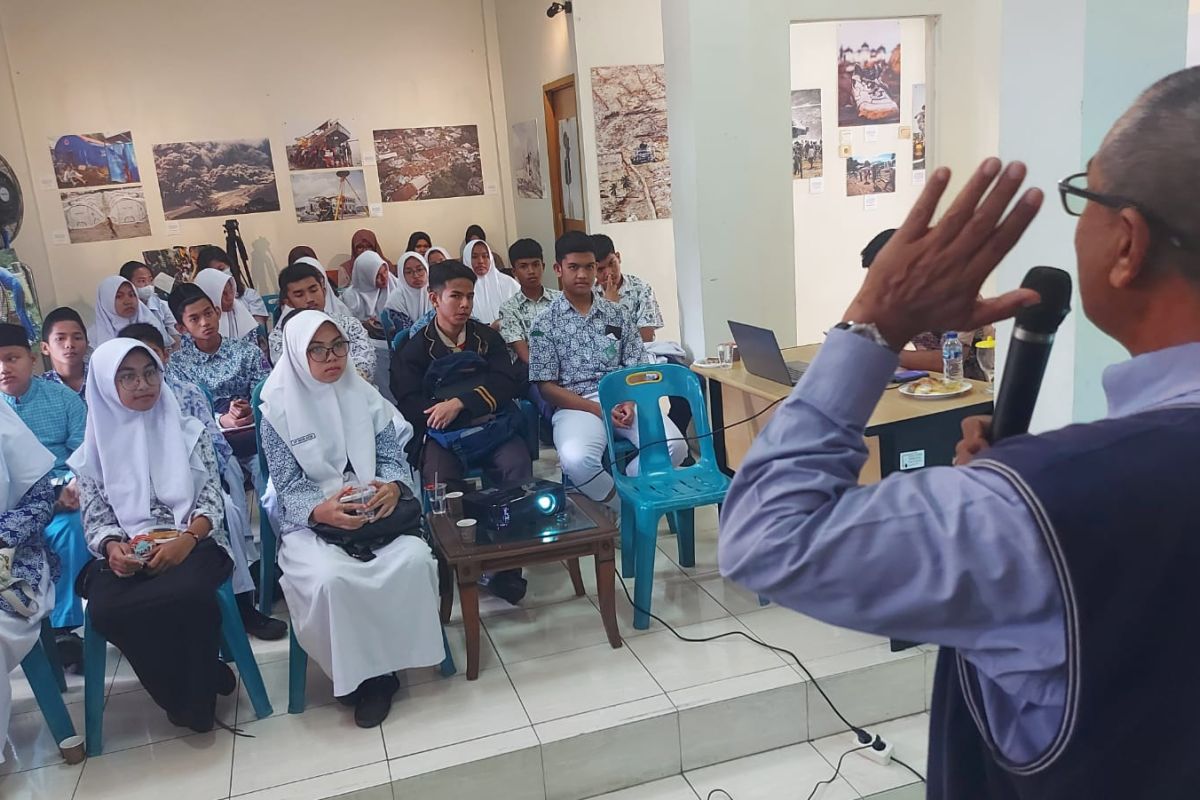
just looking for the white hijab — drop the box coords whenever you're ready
[426,246,452,264]
[341,251,398,321]
[67,339,206,536]
[0,402,54,512]
[259,311,395,496]
[383,251,432,323]
[92,275,167,345]
[280,256,354,322]
[462,239,519,324]
[194,269,258,340]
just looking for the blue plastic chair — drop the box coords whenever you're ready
[598,364,731,629]
[251,381,456,713]
[83,577,273,756]
[390,328,408,353]
[20,621,77,752]
[261,293,280,320]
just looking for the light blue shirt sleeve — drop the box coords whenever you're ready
[718,329,1065,681]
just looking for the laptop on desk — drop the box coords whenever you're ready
[728,321,809,386]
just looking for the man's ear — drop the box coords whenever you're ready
[1111,207,1153,289]
[175,322,187,335]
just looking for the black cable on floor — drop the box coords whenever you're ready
[894,755,926,783]
[806,744,871,800]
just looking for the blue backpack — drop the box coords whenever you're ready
[422,351,523,467]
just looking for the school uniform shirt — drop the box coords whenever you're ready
[3,378,87,480]
[164,374,234,467]
[593,272,664,332]
[166,334,270,408]
[527,294,651,398]
[499,287,562,346]
[41,364,89,402]
[240,286,268,318]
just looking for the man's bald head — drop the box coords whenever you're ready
[1094,66,1200,280]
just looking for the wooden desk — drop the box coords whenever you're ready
[693,344,993,481]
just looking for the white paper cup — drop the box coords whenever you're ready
[446,491,465,517]
[59,735,85,765]
[456,518,477,545]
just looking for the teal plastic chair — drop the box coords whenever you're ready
[83,577,273,756]
[390,328,408,353]
[251,381,456,713]
[261,293,280,320]
[598,364,730,629]
[20,621,77,753]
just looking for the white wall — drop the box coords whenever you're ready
[571,0,682,342]
[790,19,928,345]
[0,0,515,319]
[494,0,574,265]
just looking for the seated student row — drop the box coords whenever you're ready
[1,228,684,745]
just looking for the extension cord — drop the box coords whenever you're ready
[863,734,894,766]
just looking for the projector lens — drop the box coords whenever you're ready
[536,494,558,514]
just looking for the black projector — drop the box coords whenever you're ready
[462,479,567,532]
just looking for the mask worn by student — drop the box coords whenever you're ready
[136,285,156,302]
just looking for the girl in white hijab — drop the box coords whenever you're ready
[463,239,519,325]
[425,246,452,266]
[340,251,401,401]
[91,275,168,345]
[70,338,235,733]
[383,250,431,328]
[259,311,442,727]
[0,402,56,763]
[194,268,259,341]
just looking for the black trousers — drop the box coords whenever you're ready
[421,436,532,489]
[78,539,232,728]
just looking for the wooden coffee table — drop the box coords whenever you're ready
[428,493,623,680]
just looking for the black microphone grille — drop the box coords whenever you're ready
[1015,266,1072,334]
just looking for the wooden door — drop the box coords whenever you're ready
[544,75,587,238]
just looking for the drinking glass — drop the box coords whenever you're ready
[717,342,735,368]
[975,338,996,395]
[426,482,448,515]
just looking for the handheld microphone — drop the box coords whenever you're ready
[990,267,1073,441]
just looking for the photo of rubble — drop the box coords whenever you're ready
[291,169,369,223]
[591,64,672,223]
[285,118,361,171]
[50,131,140,189]
[142,246,194,281]
[152,138,281,219]
[59,186,150,243]
[372,125,483,202]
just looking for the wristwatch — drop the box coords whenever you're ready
[834,321,891,349]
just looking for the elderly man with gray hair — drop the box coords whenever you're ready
[720,67,1200,797]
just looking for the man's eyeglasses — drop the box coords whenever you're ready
[1058,172,1188,250]
[307,340,349,363]
[116,366,162,391]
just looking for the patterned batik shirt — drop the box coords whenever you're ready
[499,287,562,345]
[0,475,57,619]
[528,294,650,398]
[593,272,664,332]
[41,364,88,403]
[165,373,234,467]
[167,334,270,408]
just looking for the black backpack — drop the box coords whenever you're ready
[312,482,423,562]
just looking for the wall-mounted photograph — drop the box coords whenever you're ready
[912,83,927,170]
[285,118,362,171]
[510,119,545,200]
[152,138,281,219]
[60,186,150,243]
[373,125,483,202]
[291,169,369,223]
[49,131,140,189]
[846,152,897,196]
[142,246,194,281]
[592,64,672,223]
[837,20,902,127]
[791,89,824,180]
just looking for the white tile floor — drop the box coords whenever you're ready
[3,485,934,800]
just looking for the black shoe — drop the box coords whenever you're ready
[54,631,84,674]
[167,709,214,734]
[354,674,400,728]
[237,591,288,640]
[487,570,527,605]
[215,661,236,696]
[248,560,284,611]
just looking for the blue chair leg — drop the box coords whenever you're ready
[620,500,636,579]
[215,582,273,720]
[38,620,67,692]
[632,511,660,630]
[673,509,696,568]
[82,611,107,757]
[667,513,679,536]
[758,594,770,607]
[20,639,77,746]
[258,508,276,615]
[439,628,456,677]
[288,626,308,715]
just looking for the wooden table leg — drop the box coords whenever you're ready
[458,577,482,680]
[594,542,623,650]
[565,558,585,597]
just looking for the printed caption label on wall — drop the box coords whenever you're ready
[864,127,879,143]
[900,450,926,471]
[863,195,879,211]
[363,153,377,167]
[51,230,69,246]
[165,221,182,236]
[839,130,853,145]
[913,170,927,187]
[369,203,383,218]
[809,177,825,195]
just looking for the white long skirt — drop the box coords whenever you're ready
[278,530,443,696]
[2,567,52,764]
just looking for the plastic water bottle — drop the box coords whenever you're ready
[942,332,964,386]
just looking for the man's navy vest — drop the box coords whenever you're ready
[928,406,1200,799]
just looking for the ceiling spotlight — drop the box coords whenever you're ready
[547,2,572,18]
